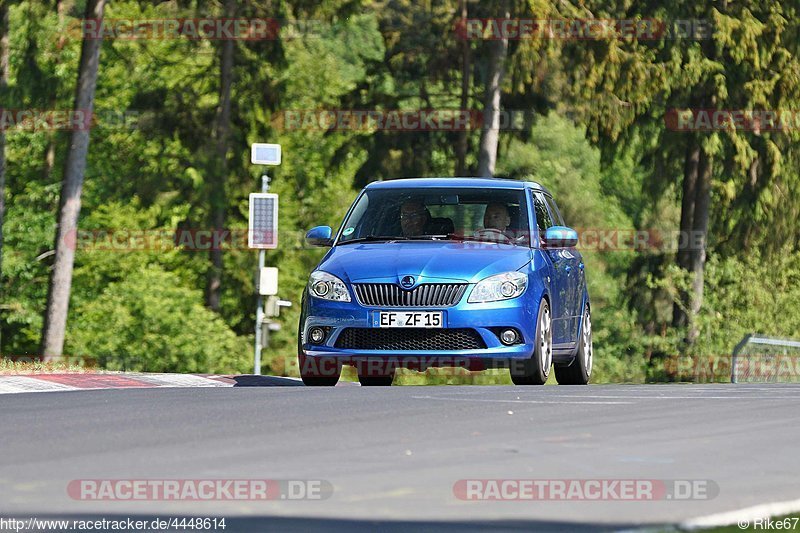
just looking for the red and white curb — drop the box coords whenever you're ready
[0,373,356,394]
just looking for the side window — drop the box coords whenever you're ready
[531,192,553,234]
[544,195,565,226]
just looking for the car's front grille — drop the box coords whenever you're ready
[353,283,467,308]
[334,328,486,351]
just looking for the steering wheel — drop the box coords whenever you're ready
[473,228,512,243]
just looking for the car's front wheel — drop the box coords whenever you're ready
[356,360,395,386]
[358,374,394,386]
[299,354,341,386]
[555,304,592,385]
[510,298,552,385]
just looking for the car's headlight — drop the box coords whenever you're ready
[468,271,527,303]
[308,271,351,302]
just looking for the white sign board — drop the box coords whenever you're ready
[251,143,282,166]
[259,267,279,296]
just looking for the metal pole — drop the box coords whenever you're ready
[254,173,270,375]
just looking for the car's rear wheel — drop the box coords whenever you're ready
[555,304,592,385]
[510,298,552,385]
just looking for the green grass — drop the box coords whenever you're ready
[0,358,97,375]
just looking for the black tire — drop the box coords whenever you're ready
[358,374,394,386]
[302,375,340,387]
[555,305,592,385]
[510,298,552,385]
[299,355,341,386]
[355,359,395,386]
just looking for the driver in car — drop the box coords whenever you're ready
[400,199,433,236]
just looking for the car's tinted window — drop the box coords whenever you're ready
[338,187,531,246]
[544,195,565,226]
[532,192,553,235]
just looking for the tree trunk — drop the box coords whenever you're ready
[0,1,10,355]
[205,0,235,311]
[41,0,106,360]
[741,153,760,250]
[455,0,470,176]
[43,0,75,182]
[672,134,700,328]
[476,2,509,177]
[0,0,9,271]
[686,149,713,347]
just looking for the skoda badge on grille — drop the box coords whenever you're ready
[400,276,415,289]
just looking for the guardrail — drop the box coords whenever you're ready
[731,334,800,383]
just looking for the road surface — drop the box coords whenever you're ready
[2,383,800,531]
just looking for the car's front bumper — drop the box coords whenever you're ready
[300,289,541,370]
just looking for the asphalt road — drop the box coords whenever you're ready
[2,383,800,532]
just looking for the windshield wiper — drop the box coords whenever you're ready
[448,233,526,246]
[403,235,451,241]
[338,235,410,245]
[405,234,495,242]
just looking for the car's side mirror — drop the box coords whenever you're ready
[543,226,578,248]
[305,226,333,247]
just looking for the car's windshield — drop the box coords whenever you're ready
[337,187,531,246]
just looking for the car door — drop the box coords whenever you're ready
[531,192,569,345]
[544,194,583,342]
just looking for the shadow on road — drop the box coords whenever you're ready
[225,375,306,387]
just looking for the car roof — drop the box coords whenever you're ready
[364,177,550,195]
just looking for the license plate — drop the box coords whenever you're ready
[376,311,443,328]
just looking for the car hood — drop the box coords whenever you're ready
[318,241,532,284]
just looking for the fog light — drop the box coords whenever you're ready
[309,327,326,344]
[500,329,519,345]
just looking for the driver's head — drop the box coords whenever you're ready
[400,199,430,236]
[484,203,511,231]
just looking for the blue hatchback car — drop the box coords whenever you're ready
[298,178,592,386]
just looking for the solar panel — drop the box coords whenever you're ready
[248,193,279,249]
